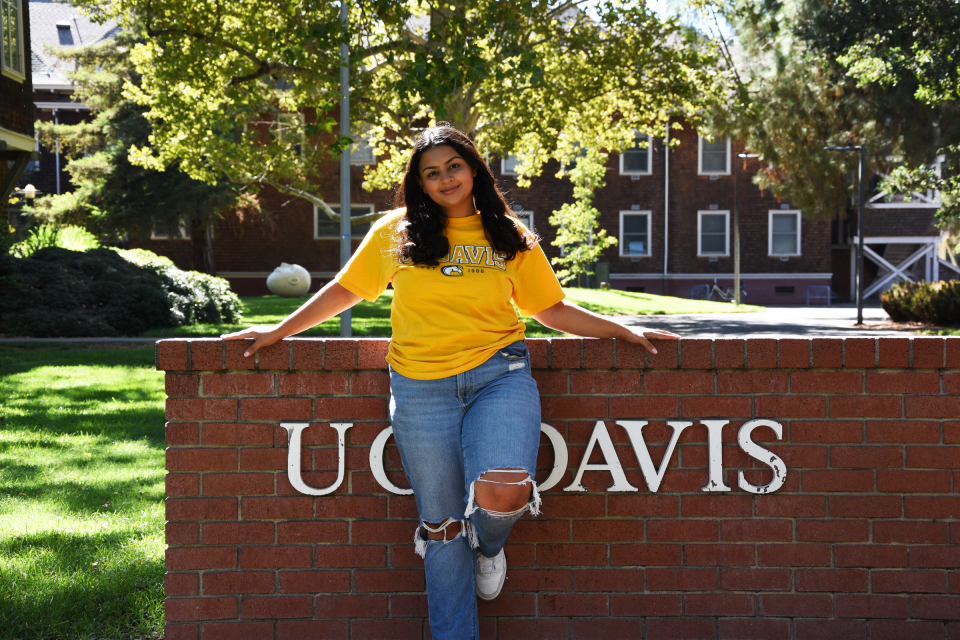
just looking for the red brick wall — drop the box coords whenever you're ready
[159,336,960,640]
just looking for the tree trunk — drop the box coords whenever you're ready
[191,219,216,274]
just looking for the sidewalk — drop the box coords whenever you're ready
[620,304,912,338]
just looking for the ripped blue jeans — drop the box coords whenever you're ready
[389,340,542,640]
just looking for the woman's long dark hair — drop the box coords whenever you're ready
[394,124,536,265]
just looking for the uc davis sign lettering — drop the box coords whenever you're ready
[160,336,960,640]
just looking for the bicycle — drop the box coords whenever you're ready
[690,279,747,302]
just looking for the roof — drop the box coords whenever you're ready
[29,0,118,90]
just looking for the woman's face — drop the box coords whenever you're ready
[417,144,477,216]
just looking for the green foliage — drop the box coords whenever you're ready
[881,280,960,326]
[0,248,242,337]
[8,224,101,258]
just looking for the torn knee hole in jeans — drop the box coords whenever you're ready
[465,469,542,519]
[413,517,476,558]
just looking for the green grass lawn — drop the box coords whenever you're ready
[0,345,165,640]
[144,287,764,338]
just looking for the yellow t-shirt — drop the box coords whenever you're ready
[336,208,565,380]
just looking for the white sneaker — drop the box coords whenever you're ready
[475,548,507,600]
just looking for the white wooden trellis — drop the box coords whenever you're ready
[866,155,944,210]
[853,236,960,298]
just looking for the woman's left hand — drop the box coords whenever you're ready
[618,326,681,354]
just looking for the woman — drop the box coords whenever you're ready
[224,124,679,639]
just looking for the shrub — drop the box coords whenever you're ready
[881,280,960,326]
[0,247,242,337]
[8,224,101,258]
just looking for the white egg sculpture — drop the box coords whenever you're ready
[266,263,311,297]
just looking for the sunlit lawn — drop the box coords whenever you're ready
[144,287,764,338]
[0,346,165,640]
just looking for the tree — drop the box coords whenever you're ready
[28,31,258,273]
[70,0,727,282]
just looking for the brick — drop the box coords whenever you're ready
[573,568,645,592]
[324,339,357,370]
[867,371,940,394]
[681,339,713,369]
[536,543,606,566]
[871,621,946,640]
[779,338,811,368]
[746,338,778,368]
[907,446,960,469]
[312,495,387,519]
[165,547,237,571]
[797,520,869,542]
[831,446,903,469]
[609,395,679,418]
[191,339,224,370]
[314,595,388,618]
[165,398,238,421]
[166,423,200,446]
[796,620,868,640]
[755,496,826,518]
[239,546,312,569]
[878,338,911,368]
[164,597,236,622]
[202,473,274,496]
[242,595,313,618]
[912,547,960,568]
[867,420,940,443]
[948,372,960,394]
[202,373,274,396]
[538,593,609,617]
[203,522,275,545]
[646,568,717,591]
[224,339,257,370]
[157,340,189,370]
[202,622,274,640]
[545,494,608,518]
[913,337,945,368]
[611,594,683,617]
[203,571,275,595]
[583,338,614,368]
[167,572,200,596]
[681,395,752,418]
[830,395,903,418]
[912,596,960,620]
[681,495,752,518]
[166,448,237,472]
[949,338,960,367]
[812,338,844,367]
[874,521,948,544]
[240,397,312,420]
[532,371,568,394]
[571,371,642,394]
[613,340,646,369]
[507,568,572,592]
[167,522,200,545]
[353,569,425,593]
[720,520,792,542]
[835,545,908,568]
[791,371,862,394]
[878,470,952,493]
[552,337,583,368]
[315,397,387,420]
[791,420,862,443]
[644,371,713,394]
[720,568,790,591]
[758,544,831,567]
[647,338,679,369]
[685,593,755,616]
[756,395,827,417]
[166,498,237,522]
[497,619,569,639]
[759,594,832,618]
[528,338,549,368]
[315,546,386,568]
[776,444,828,468]
[828,495,901,518]
[572,619,643,640]
[167,374,200,397]
[719,619,790,640]
[845,338,877,368]
[714,339,745,368]
[905,396,960,418]
[796,569,868,592]
[648,520,717,543]
[239,448,288,471]
[716,371,788,394]
[277,621,348,640]
[277,521,348,544]
[610,544,683,567]
[872,570,947,593]
[682,544,755,567]
[646,618,716,639]
[276,372,348,396]
[385,594,430,617]
[257,339,291,370]
[202,423,274,446]
[291,341,323,369]
[946,422,960,444]
[352,372,389,395]
[802,470,873,492]
[167,473,200,497]
[357,339,389,369]
[906,497,960,519]
[242,497,313,520]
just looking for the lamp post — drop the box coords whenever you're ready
[338,0,352,337]
[824,145,866,325]
[734,153,759,307]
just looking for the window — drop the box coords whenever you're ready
[769,209,801,256]
[620,132,652,175]
[314,203,374,239]
[514,210,534,232]
[272,112,304,156]
[1,0,25,80]
[561,143,587,172]
[501,155,520,176]
[698,210,729,256]
[698,135,729,175]
[349,125,375,165]
[619,211,651,256]
[151,219,191,240]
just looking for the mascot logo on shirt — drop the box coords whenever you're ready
[441,265,464,277]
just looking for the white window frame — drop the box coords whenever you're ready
[768,209,802,257]
[619,210,652,257]
[151,219,191,240]
[501,155,519,176]
[514,210,534,232]
[314,203,375,239]
[697,210,730,257]
[698,135,730,175]
[619,132,652,176]
[1,0,26,81]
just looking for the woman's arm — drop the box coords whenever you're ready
[221,280,363,357]
[531,299,680,353]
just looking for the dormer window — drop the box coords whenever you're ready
[1,0,26,80]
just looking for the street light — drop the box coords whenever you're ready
[734,153,759,307]
[824,145,866,325]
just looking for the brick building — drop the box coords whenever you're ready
[1,0,37,213]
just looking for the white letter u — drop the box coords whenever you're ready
[281,422,352,496]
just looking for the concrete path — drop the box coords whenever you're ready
[620,304,914,338]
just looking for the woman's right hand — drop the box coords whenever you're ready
[221,325,282,358]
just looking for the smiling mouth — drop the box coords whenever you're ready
[441,185,460,195]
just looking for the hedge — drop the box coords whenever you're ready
[880,280,960,326]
